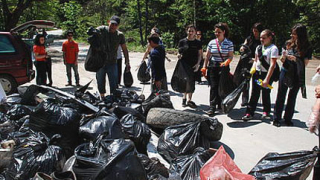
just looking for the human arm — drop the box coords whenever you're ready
[262,57,276,87]
[308,85,320,133]
[142,45,151,61]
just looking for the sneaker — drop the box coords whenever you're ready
[242,113,253,121]
[187,101,197,108]
[261,112,271,119]
[182,99,187,107]
[273,120,281,127]
[284,120,293,126]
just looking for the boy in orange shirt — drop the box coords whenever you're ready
[62,30,80,86]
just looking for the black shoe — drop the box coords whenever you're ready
[76,83,81,87]
[284,120,293,126]
[217,104,222,110]
[272,120,281,127]
[65,83,72,86]
[187,101,197,108]
[206,109,216,116]
[241,102,248,107]
[242,114,253,121]
[182,99,187,107]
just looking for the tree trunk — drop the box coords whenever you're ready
[144,0,149,46]
[137,0,144,46]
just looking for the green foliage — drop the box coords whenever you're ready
[162,32,175,49]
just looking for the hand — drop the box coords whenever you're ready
[315,85,320,98]
[193,64,200,72]
[177,54,182,59]
[262,79,269,88]
[316,65,320,73]
[201,67,207,77]
[125,64,131,72]
[155,81,162,89]
[287,55,296,62]
[250,67,256,75]
[220,59,231,67]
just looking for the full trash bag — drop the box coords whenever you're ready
[72,138,147,180]
[200,146,255,180]
[6,104,32,121]
[124,69,134,87]
[5,132,65,180]
[112,106,146,122]
[138,153,169,179]
[120,114,151,154]
[171,60,195,93]
[138,61,151,83]
[221,80,248,114]
[79,114,125,141]
[84,46,104,72]
[233,45,252,86]
[0,120,15,140]
[29,100,81,158]
[141,91,173,116]
[249,149,317,180]
[157,119,223,163]
[170,147,216,180]
[219,67,236,100]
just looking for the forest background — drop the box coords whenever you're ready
[0,0,319,55]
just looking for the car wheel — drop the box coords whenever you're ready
[0,75,17,95]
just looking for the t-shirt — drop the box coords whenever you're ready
[62,40,79,64]
[117,45,122,59]
[255,44,278,72]
[97,26,126,64]
[178,38,202,67]
[246,36,260,58]
[150,45,166,81]
[207,38,234,63]
[33,45,46,61]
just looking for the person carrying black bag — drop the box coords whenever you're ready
[273,24,312,127]
[242,29,278,121]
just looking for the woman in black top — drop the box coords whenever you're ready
[177,24,202,108]
[273,24,312,127]
[239,23,263,106]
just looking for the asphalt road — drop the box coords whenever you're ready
[26,37,319,178]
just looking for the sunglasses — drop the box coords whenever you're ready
[67,34,73,37]
[197,34,202,35]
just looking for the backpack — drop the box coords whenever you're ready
[257,45,280,82]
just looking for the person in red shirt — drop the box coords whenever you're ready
[62,30,80,86]
[33,34,49,85]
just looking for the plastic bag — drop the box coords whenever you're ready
[170,147,216,180]
[233,46,252,86]
[73,138,147,180]
[124,69,134,87]
[284,63,295,88]
[218,67,236,100]
[171,60,195,93]
[249,149,317,180]
[157,119,223,163]
[29,100,81,158]
[138,153,169,178]
[6,104,32,121]
[141,92,173,116]
[138,61,151,83]
[200,146,255,180]
[221,80,247,114]
[120,114,151,154]
[0,83,6,104]
[79,115,125,141]
[112,106,146,122]
[84,46,104,72]
[5,132,65,180]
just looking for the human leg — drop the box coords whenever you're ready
[283,85,300,125]
[72,64,80,85]
[96,65,107,97]
[273,70,288,124]
[105,63,118,94]
[46,58,53,86]
[117,58,122,85]
[66,64,72,85]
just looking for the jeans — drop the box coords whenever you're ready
[66,63,80,84]
[35,61,47,85]
[117,58,122,85]
[273,69,300,122]
[96,63,118,94]
[246,71,273,115]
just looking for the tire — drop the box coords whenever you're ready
[146,108,209,129]
[0,75,17,95]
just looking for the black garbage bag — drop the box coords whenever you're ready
[120,114,151,154]
[29,100,81,158]
[0,120,15,140]
[218,66,236,100]
[112,106,146,122]
[5,132,65,180]
[169,147,216,180]
[138,61,151,83]
[221,80,248,114]
[5,94,21,106]
[233,45,252,86]
[249,149,317,180]
[138,154,169,179]
[124,69,134,87]
[141,92,173,116]
[79,115,125,141]
[73,138,147,180]
[157,119,223,163]
[0,112,8,124]
[20,84,40,106]
[5,104,32,121]
[85,46,104,72]
[171,60,195,93]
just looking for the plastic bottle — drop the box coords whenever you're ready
[311,73,320,85]
[255,79,273,89]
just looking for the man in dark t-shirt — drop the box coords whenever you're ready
[148,36,167,92]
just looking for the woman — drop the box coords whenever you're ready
[242,29,278,120]
[33,34,49,85]
[273,24,312,126]
[202,22,234,116]
[177,24,202,108]
[239,23,263,106]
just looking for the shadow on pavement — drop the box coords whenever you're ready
[210,141,235,159]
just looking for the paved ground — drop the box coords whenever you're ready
[25,33,319,178]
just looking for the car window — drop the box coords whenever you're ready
[0,35,16,53]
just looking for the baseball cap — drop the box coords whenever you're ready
[110,15,120,25]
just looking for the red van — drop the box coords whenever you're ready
[0,20,55,94]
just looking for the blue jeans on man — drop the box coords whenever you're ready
[66,63,80,85]
[96,63,118,94]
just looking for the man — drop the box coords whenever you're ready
[148,35,167,92]
[96,15,130,98]
[62,30,80,86]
